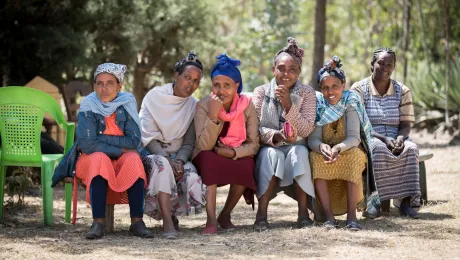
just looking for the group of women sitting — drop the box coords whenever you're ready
[52,37,421,239]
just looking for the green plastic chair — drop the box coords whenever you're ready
[0,86,75,226]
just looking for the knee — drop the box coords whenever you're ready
[122,151,141,161]
[290,145,309,157]
[89,152,111,162]
[265,147,284,160]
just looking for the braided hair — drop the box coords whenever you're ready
[370,47,396,72]
[174,51,204,76]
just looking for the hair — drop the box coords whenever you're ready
[174,51,204,76]
[273,37,305,68]
[370,47,396,72]
[317,56,346,84]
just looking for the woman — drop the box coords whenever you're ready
[192,54,260,235]
[252,37,316,231]
[309,56,373,231]
[139,52,207,239]
[351,47,421,219]
[75,63,152,239]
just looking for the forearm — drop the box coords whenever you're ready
[398,121,411,139]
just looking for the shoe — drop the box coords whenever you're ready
[296,217,314,229]
[323,220,338,229]
[253,218,269,232]
[172,215,180,231]
[162,231,178,240]
[217,215,236,231]
[399,204,420,219]
[129,220,154,238]
[346,221,362,231]
[85,222,105,239]
[200,224,218,235]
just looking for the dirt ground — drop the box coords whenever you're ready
[1,132,459,259]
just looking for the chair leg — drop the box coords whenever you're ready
[65,183,72,223]
[42,161,56,226]
[0,165,6,220]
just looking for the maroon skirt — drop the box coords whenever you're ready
[193,151,256,207]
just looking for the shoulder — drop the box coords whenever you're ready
[394,80,411,94]
[298,83,315,95]
[253,84,268,94]
[350,77,370,90]
[197,94,211,109]
[244,100,257,116]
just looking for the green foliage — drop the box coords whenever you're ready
[6,167,33,207]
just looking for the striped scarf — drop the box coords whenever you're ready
[315,90,373,149]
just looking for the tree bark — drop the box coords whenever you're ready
[416,0,430,72]
[442,0,450,127]
[310,0,327,90]
[133,63,150,111]
[402,0,411,83]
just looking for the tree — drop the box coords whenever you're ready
[402,0,411,83]
[310,0,326,90]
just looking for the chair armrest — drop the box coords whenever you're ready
[62,122,76,153]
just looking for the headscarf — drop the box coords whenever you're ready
[94,63,127,82]
[274,37,305,67]
[317,56,346,84]
[210,54,243,94]
[174,51,204,74]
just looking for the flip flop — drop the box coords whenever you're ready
[323,219,338,229]
[346,221,362,231]
[162,231,178,240]
[253,219,270,232]
[297,217,314,229]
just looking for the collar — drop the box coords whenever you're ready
[369,76,395,97]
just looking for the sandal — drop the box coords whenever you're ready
[253,218,270,232]
[399,204,420,219]
[296,217,314,229]
[323,219,338,229]
[200,224,218,235]
[346,221,362,231]
[162,231,178,240]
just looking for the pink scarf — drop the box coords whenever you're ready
[217,93,250,148]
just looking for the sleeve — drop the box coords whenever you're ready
[252,85,279,146]
[283,87,316,138]
[233,102,260,159]
[333,106,361,152]
[194,100,221,152]
[176,120,196,162]
[145,140,168,157]
[76,111,122,158]
[399,84,415,122]
[307,124,323,153]
[96,112,141,150]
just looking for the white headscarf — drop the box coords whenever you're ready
[139,83,197,146]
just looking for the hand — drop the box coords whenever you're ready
[208,93,223,122]
[272,131,286,145]
[392,135,405,155]
[326,146,341,164]
[319,143,332,161]
[275,85,292,112]
[167,158,184,181]
[214,141,236,159]
[121,148,138,154]
[284,125,297,143]
[384,137,396,151]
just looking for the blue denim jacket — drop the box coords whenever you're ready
[52,106,140,187]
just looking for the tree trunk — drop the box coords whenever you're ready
[310,0,327,90]
[416,0,430,72]
[402,0,411,83]
[133,64,149,111]
[442,0,450,128]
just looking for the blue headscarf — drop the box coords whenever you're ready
[79,92,141,132]
[317,56,346,84]
[210,54,243,93]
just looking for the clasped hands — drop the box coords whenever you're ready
[319,143,341,164]
[385,135,405,155]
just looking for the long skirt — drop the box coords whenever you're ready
[75,151,147,204]
[193,151,256,206]
[371,138,421,208]
[310,147,367,215]
[255,144,315,199]
[143,154,207,220]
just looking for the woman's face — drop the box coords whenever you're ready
[173,65,202,98]
[272,54,301,89]
[320,76,345,105]
[372,52,395,82]
[211,75,239,108]
[94,73,122,102]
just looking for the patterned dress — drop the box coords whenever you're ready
[310,117,367,215]
[351,77,421,208]
[142,141,206,221]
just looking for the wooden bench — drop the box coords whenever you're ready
[419,150,434,204]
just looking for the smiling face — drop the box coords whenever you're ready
[372,52,396,82]
[319,76,345,105]
[272,53,301,89]
[173,65,202,98]
[93,73,122,102]
[211,75,239,109]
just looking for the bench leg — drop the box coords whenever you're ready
[419,161,428,204]
[105,205,114,233]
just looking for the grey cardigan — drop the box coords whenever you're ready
[308,105,361,153]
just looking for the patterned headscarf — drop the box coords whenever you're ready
[94,63,127,83]
[317,56,346,84]
[274,37,305,67]
[174,51,204,74]
[211,54,243,94]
